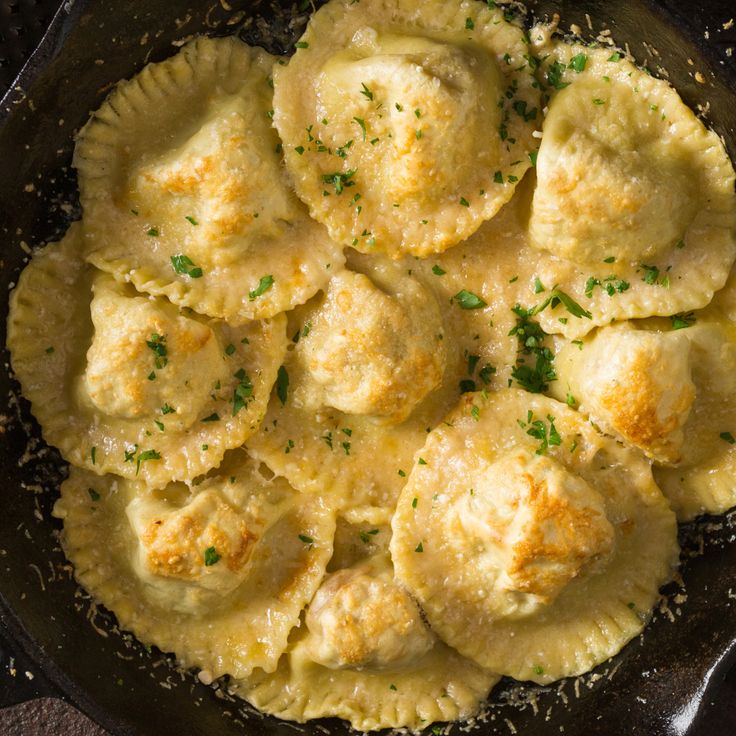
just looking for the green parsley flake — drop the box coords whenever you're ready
[546,61,570,89]
[201,413,220,422]
[671,312,696,330]
[465,17,475,30]
[88,488,101,502]
[170,254,203,279]
[454,290,487,310]
[569,53,587,72]
[322,169,357,195]
[533,276,545,294]
[185,215,198,226]
[432,264,446,276]
[415,542,424,553]
[146,333,168,369]
[353,117,367,140]
[720,431,736,444]
[299,534,314,545]
[146,227,160,237]
[249,274,274,301]
[136,449,161,475]
[295,41,309,49]
[418,457,427,465]
[232,368,254,416]
[204,546,221,566]
[608,52,622,62]
[276,365,289,405]
[90,447,97,465]
[360,82,374,101]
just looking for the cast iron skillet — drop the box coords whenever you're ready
[1,1,735,734]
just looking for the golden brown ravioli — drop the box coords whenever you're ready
[235,554,498,731]
[391,389,678,683]
[74,36,344,323]
[7,226,286,489]
[273,0,540,257]
[527,36,736,339]
[53,451,336,680]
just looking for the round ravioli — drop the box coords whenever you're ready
[74,35,344,322]
[52,451,336,679]
[247,253,468,511]
[653,308,736,520]
[235,554,498,732]
[527,40,736,339]
[6,225,287,489]
[273,0,540,257]
[552,323,696,464]
[390,389,678,683]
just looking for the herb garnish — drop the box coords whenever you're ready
[276,365,289,405]
[204,546,221,566]
[249,274,274,300]
[454,290,487,310]
[171,254,203,278]
[322,169,356,195]
[232,368,254,415]
[146,333,168,369]
[136,449,161,475]
[671,312,696,330]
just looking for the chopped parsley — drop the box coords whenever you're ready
[417,457,427,465]
[533,665,545,676]
[569,53,587,72]
[146,333,168,369]
[478,364,496,384]
[136,449,161,475]
[608,52,623,62]
[201,413,220,422]
[91,447,97,465]
[671,312,696,330]
[398,469,406,477]
[322,169,357,195]
[249,274,274,301]
[185,215,198,226]
[88,488,101,502]
[170,254,203,278]
[584,275,631,298]
[232,368,254,415]
[353,117,367,140]
[415,542,424,553]
[465,17,475,30]
[592,98,606,105]
[295,41,309,49]
[204,546,221,566]
[225,343,236,356]
[524,414,561,455]
[454,290,487,310]
[359,529,380,544]
[432,264,446,276]
[720,431,736,444]
[360,82,374,101]
[146,227,159,237]
[509,305,556,393]
[298,534,314,545]
[276,365,289,405]
[533,276,545,294]
[161,403,175,415]
[546,61,570,89]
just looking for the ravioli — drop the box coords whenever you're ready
[653,309,736,520]
[74,35,344,323]
[272,0,540,257]
[247,253,467,511]
[391,389,678,683]
[235,554,498,732]
[53,451,336,680]
[6,226,287,489]
[527,37,736,339]
[553,324,696,463]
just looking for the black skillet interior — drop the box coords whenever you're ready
[1,1,735,735]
